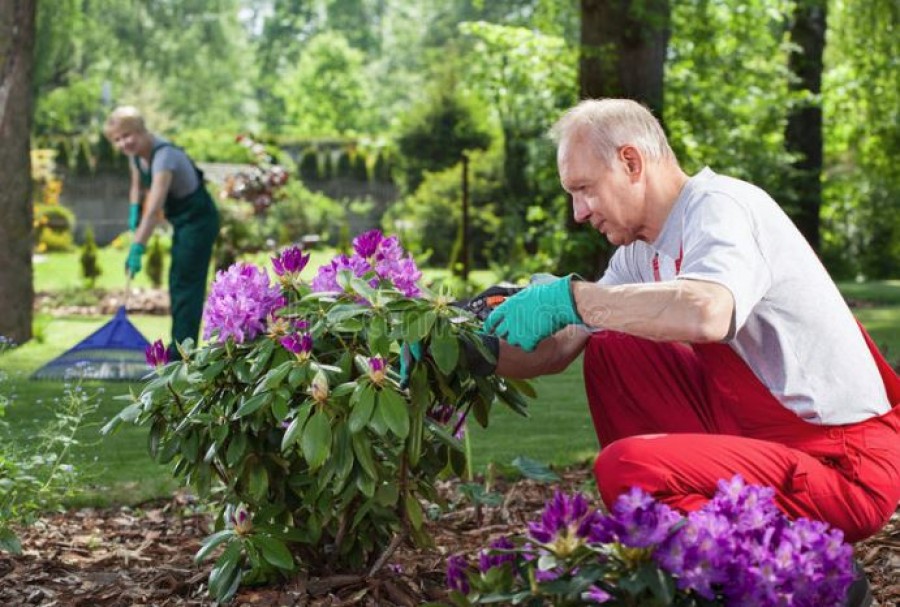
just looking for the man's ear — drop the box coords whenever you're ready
[618,145,643,181]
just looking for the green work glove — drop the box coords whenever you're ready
[483,274,582,352]
[398,342,423,389]
[125,242,146,277]
[128,202,141,232]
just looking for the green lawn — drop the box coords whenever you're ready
[2,250,898,508]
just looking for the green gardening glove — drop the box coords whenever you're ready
[128,202,141,231]
[483,274,582,352]
[125,242,146,277]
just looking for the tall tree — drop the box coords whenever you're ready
[579,0,670,114]
[0,0,37,344]
[784,0,826,253]
[565,0,671,278]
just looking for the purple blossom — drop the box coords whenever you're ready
[271,245,310,277]
[281,332,313,359]
[203,263,284,344]
[229,504,252,535]
[145,339,169,368]
[446,554,470,594]
[478,537,516,573]
[352,229,384,258]
[590,486,681,548]
[310,232,422,297]
[427,403,467,439]
[310,254,373,293]
[527,490,600,550]
[584,585,612,604]
[368,355,386,384]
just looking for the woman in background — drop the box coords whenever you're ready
[103,106,219,358]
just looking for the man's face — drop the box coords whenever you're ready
[558,132,646,246]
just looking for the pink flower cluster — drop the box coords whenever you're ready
[202,263,284,344]
[311,229,422,298]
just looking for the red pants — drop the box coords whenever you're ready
[585,330,900,543]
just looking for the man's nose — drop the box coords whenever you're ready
[572,196,590,224]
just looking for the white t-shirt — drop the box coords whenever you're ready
[599,167,890,425]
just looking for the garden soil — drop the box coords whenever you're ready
[0,467,898,607]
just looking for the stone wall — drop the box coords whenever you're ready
[58,163,398,246]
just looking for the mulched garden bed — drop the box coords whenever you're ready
[1,466,898,607]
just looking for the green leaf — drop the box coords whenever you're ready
[0,527,22,554]
[225,433,247,467]
[249,338,275,376]
[263,360,293,389]
[301,412,332,470]
[281,415,304,451]
[404,492,424,530]
[348,383,376,433]
[208,539,243,602]
[253,534,295,571]
[511,456,560,483]
[234,392,272,419]
[405,309,437,342]
[349,276,378,302]
[351,431,377,478]
[366,314,391,357]
[375,481,399,507]
[249,465,269,502]
[378,388,409,439]
[288,364,309,388]
[201,360,226,381]
[194,529,236,563]
[406,397,425,467]
[429,322,459,375]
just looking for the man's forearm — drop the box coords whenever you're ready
[571,279,734,343]
[495,326,590,378]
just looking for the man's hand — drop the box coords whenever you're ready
[125,242,146,277]
[128,202,141,232]
[483,275,582,352]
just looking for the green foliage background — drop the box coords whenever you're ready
[32,0,899,279]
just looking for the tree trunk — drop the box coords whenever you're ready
[785,0,826,253]
[560,0,671,279]
[580,0,670,116]
[0,0,36,345]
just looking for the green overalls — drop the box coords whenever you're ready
[135,143,219,355]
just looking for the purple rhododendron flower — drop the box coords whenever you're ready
[528,490,600,546]
[478,537,516,573]
[310,254,373,293]
[145,339,169,368]
[446,554,470,594]
[203,263,284,343]
[281,332,313,358]
[311,232,421,297]
[368,355,386,383]
[271,245,310,277]
[584,585,612,604]
[352,229,383,258]
[590,486,681,548]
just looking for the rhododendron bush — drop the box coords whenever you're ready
[104,230,533,602]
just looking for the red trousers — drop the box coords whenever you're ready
[585,329,900,543]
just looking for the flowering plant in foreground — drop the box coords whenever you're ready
[445,476,854,607]
[103,230,532,603]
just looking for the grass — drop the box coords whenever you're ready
[2,249,898,508]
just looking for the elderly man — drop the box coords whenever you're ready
[484,100,899,595]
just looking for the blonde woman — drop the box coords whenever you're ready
[104,106,219,357]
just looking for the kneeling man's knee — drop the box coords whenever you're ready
[594,435,669,510]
